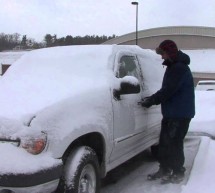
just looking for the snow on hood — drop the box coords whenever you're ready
[0,45,114,120]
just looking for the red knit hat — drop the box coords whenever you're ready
[156,40,178,60]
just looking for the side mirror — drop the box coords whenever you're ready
[113,76,140,100]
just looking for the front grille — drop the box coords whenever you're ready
[0,138,20,146]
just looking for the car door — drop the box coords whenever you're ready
[110,53,149,165]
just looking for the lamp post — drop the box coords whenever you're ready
[131,1,138,45]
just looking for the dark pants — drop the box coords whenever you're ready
[158,117,191,173]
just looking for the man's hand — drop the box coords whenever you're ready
[139,97,154,108]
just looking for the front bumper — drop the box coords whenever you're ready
[0,138,64,193]
[0,163,63,193]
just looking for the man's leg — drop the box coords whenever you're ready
[171,118,191,180]
[158,118,173,169]
[161,118,191,183]
[147,118,172,180]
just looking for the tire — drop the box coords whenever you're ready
[58,146,101,193]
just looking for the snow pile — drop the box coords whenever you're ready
[182,137,215,193]
[189,91,215,137]
[182,90,215,193]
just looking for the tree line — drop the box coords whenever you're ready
[44,34,116,47]
[0,33,116,51]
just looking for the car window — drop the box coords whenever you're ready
[117,56,139,79]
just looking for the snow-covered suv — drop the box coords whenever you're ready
[0,45,164,193]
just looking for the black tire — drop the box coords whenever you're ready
[58,146,100,193]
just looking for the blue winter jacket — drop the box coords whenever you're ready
[152,50,195,118]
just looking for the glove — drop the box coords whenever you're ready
[140,97,154,108]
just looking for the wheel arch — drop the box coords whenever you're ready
[62,132,107,177]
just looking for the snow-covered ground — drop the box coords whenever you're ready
[0,51,27,65]
[101,136,200,193]
[0,51,27,75]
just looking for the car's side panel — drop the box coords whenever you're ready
[108,52,149,169]
[107,50,162,172]
[110,93,148,161]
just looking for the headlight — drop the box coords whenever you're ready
[20,132,47,155]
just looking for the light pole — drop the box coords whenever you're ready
[131,1,138,45]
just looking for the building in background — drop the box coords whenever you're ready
[103,26,215,49]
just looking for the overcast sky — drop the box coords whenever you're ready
[0,0,215,42]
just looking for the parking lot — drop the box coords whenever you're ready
[101,136,200,193]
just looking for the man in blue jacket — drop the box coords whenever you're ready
[141,40,195,184]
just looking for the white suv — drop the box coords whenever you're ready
[0,45,164,193]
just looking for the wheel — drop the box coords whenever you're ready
[58,146,100,193]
